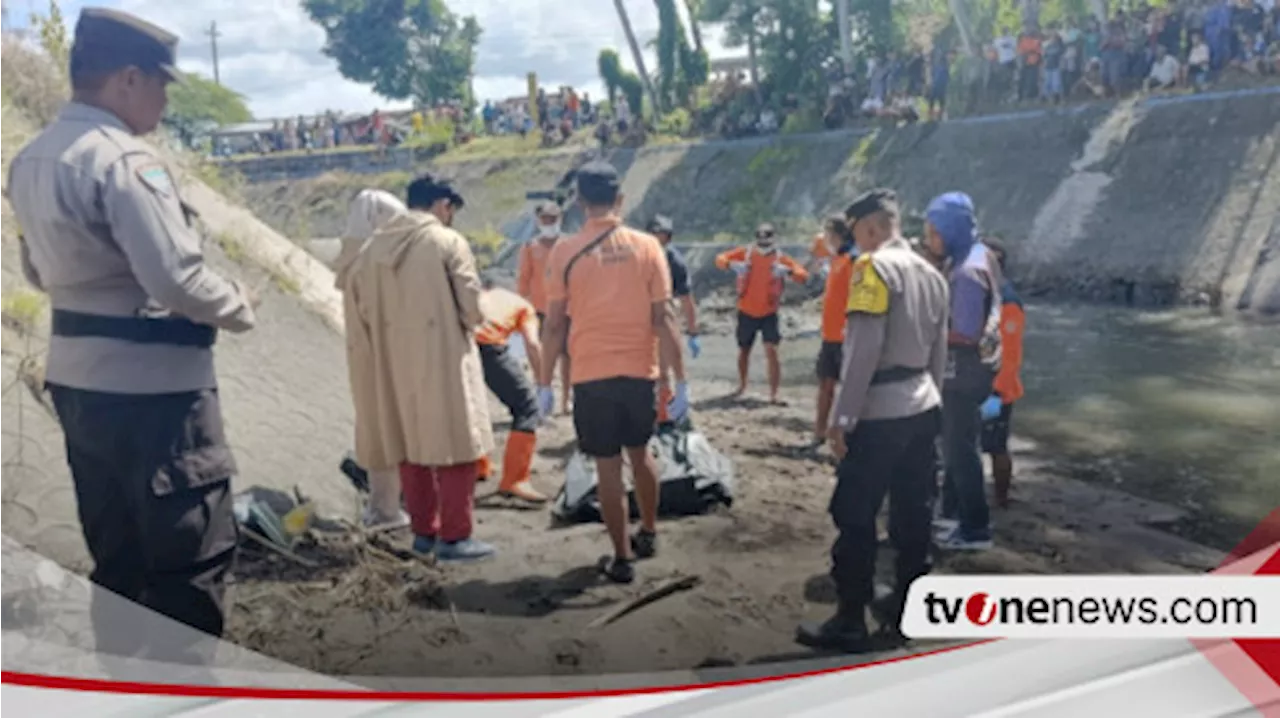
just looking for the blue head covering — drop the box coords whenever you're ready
[926,192,978,264]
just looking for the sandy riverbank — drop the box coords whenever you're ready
[225,365,1223,683]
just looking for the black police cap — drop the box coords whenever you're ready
[406,173,465,209]
[845,189,900,222]
[71,7,182,82]
[647,214,674,234]
[576,161,620,202]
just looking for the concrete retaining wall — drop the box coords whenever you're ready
[245,87,1280,315]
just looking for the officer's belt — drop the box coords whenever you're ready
[51,309,217,348]
[870,366,926,385]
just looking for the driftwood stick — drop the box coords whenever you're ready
[362,541,407,565]
[448,597,462,630]
[241,527,319,567]
[588,574,701,630]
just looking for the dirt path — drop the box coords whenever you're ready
[225,374,1223,682]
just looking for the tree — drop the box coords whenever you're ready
[598,49,624,105]
[655,0,709,110]
[655,0,682,111]
[167,73,253,127]
[303,0,481,106]
[29,0,69,72]
[849,0,897,55]
[701,0,831,105]
[699,0,762,88]
[683,0,706,52]
[597,48,646,117]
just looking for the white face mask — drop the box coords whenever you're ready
[538,223,561,239]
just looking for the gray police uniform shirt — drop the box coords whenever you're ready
[832,236,950,429]
[8,102,255,394]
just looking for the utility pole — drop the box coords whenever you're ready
[949,0,975,56]
[206,20,221,85]
[835,0,852,73]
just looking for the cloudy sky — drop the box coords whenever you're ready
[9,0,743,118]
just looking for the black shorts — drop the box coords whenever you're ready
[981,402,1015,455]
[816,341,843,381]
[572,377,657,458]
[736,312,781,349]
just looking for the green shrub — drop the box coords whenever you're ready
[658,108,692,136]
[1,288,47,334]
[469,225,506,267]
[781,108,823,136]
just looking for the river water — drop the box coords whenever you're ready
[693,302,1280,549]
[313,232,1278,547]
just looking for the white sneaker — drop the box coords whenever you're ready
[935,526,993,552]
[932,517,959,535]
[362,507,410,532]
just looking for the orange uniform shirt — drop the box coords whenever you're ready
[1018,35,1043,66]
[545,216,671,385]
[476,289,538,347]
[517,239,556,313]
[714,245,809,319]
[993,300,1025,402]
[820,250,856,343]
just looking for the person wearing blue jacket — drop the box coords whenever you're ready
[921,193,1003,551]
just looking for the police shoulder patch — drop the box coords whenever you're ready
[846,256,889,315]
[137,164,174,197]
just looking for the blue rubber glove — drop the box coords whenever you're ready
[980,395,1003,421]
[537,386,555,419]
[668,381,691,422]
[686,335,701,359]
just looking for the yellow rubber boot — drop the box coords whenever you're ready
[499,430,546,502]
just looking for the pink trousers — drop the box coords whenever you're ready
[399,462,479,542]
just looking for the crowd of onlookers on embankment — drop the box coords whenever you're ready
[212,85,615,158]
[213,0,1280,160]
[956,0,1280,107]
[811,0,1280,127]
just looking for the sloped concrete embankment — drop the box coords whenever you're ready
[1019,90,1280,313]
[2,130,359,570]
[244,89,1279,314]
[243,150,590,244]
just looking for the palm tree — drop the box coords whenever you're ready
[683,0,706,53]
[613,0,663,117]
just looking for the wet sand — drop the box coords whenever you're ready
[226,344,1223,682]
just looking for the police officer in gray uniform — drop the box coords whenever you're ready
[797,189,950,653]
[7,8,256,663]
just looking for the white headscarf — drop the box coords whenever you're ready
[333,189,408,289]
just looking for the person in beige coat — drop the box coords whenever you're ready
[341,174,497,562]
[335,189,411,530]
